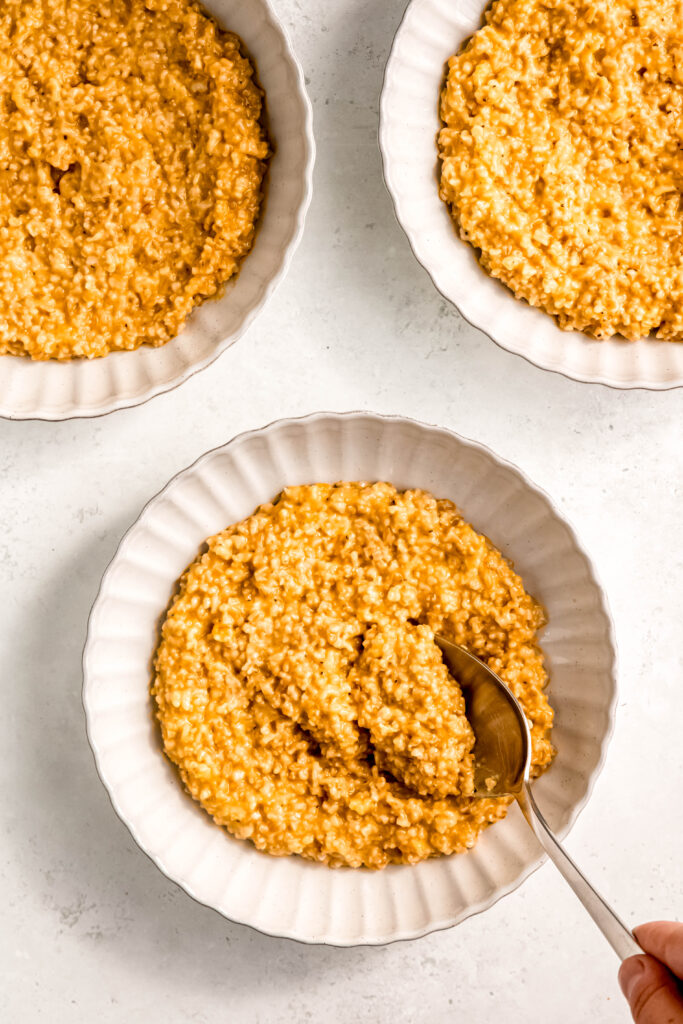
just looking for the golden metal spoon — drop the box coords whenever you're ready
[435,634,642,960]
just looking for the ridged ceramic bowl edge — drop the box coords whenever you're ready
[82,411,618,945]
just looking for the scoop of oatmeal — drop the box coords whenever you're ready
[351,623,475,798]
[439,0,683,340]
[153,482,554,869]
[0,0,268,360]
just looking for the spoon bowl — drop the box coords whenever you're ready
[435,636,530,797]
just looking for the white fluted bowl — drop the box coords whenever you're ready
[83,412,617,945]
[379,0,683,389]
[1,0,313,420]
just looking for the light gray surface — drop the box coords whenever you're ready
[1,0,682,1020]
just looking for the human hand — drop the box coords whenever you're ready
[619,921,683,1023]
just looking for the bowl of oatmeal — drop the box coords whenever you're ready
[0,0,313,419]
[380,0,683,389]
[83,412,617,943]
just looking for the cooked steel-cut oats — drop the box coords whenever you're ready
[439,0,683,340]
[153,482,554,869]
[0,0,268,360]
[351,623,476,800]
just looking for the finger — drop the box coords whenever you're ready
[635,922,683,979]
[619,954,683,1024]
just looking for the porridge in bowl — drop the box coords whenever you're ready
[0,0,269,360]
[153,482,554,869]
[438,0,683,341]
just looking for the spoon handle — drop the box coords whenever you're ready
[517,782,642,961]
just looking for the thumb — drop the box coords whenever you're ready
[619,954,683,1024]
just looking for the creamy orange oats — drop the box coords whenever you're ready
[439,0,683,340]
[0,0,268,360]
[153,483,554,869]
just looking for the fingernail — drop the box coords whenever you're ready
[619,956,646,1001]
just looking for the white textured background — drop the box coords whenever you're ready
[1,1,682,1021]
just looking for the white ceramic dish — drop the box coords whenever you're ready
[83,411,617,945]
[0,0,314,420]
[379,0,683,390]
